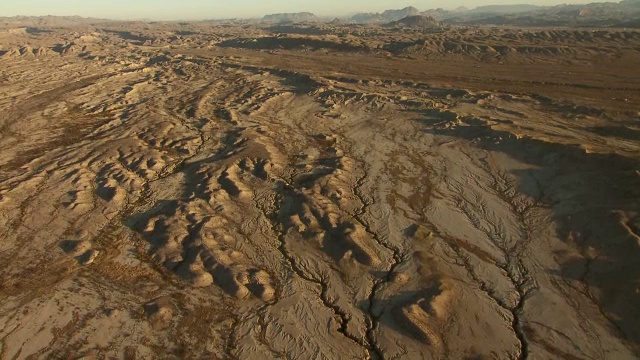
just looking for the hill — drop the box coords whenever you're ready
[385,15,442,29]
[351,6,421,23]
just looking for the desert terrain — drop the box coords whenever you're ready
[1,7,640,360]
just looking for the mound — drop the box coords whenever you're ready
[6,27,28,35]
[1,47,21,58]
[19,46,36,58]
[60,43,83,56]
[35,47,56,57]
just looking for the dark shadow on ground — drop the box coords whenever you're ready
[266,25,331,36]
[102,29,150,45]
[26,27,53,34]
[217,37,367,53]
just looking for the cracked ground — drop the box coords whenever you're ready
[1,20,640,359]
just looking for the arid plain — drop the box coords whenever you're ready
[1,15,640,360]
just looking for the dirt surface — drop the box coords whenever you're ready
[1,19,640,359]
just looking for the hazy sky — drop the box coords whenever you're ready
[1,0,614,20]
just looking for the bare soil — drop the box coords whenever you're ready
[1,19,639,359]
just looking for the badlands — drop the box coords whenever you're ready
[1,9,640,360]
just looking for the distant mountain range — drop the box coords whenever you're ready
[349,5,545,24]
[444,0,640,27]
[348,1,640,27]
[2,0,639,28]
[0,15,109,27]
[468,5,544,14]
[262,12,318,23]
